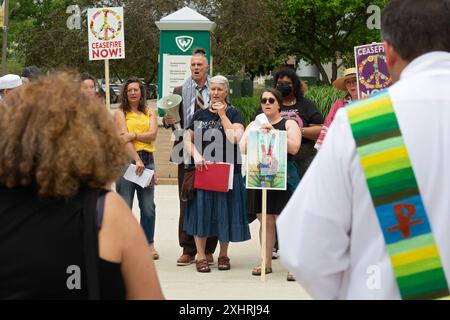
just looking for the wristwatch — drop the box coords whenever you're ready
[301,128,305,136]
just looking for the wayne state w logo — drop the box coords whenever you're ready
[176,36,194,53]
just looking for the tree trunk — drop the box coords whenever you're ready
[331,61,338,84]
[315,61,330,86]
[239,64,245,80]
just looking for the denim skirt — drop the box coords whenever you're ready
[183,173,251,243]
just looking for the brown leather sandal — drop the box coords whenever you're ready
[218,256,231,271]
[196,259,211,273]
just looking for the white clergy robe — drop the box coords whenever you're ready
[277,52,450,299]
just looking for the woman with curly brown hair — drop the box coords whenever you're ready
[0,72,164,300]
[114,77,159,260]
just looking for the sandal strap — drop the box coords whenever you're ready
[196,259,210,272]
[218,256,230,264]
[252,266,272,275]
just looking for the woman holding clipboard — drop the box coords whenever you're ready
[183,75,251,273]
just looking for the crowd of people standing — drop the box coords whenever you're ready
[0,54,324,298]
[0,51,353,298]
[1,0,447,301]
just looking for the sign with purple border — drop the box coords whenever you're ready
[354,43,393,99]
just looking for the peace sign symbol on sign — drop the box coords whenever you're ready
[90,9,122,41]
[358,54,392,90]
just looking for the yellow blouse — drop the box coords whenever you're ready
[125,108,156,153]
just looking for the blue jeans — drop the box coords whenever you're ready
[116,151,156,244]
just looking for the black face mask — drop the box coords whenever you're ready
[276,85,292,97]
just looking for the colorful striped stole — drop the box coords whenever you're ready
[347,92,450,300]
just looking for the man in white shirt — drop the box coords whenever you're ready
[277,0,450,299]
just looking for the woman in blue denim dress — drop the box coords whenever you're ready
[114,77,159,260]
[183,75,251,273]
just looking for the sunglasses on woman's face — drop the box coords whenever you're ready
[261,97,276,105]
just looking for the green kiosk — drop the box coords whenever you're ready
[156,7,216,99]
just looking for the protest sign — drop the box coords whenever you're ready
[354,42,392,99]
[87,7,125,109]
[246,130,287,191]
[246,129,287,280]
[88,7,125,60]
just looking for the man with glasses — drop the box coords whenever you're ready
[163,48,218,267]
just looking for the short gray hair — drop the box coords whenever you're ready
[209,75,231,104]
[209,75,230,94]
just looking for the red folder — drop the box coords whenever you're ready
[194,162,231,192]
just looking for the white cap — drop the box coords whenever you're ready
[0,74,23,90]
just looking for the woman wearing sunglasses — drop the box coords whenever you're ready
[240,88,301,280]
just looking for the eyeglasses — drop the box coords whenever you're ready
[261,97,276,105]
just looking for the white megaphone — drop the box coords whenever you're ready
[158,94,182,130]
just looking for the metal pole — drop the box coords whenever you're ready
[1,0,9,75]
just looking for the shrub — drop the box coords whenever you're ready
[231,96,260,126]
[231,85,344,126]
[305,86,344,117]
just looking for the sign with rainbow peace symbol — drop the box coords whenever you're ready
[354,43,393,99]
[88,7,125,61]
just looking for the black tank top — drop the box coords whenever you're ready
[272,118,294,161]
[0,186,125,299]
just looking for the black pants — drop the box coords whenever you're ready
[178,164,218,256]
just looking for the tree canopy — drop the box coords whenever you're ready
[281,0,388,84]
[2,0,388,84]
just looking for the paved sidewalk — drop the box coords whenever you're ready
[131,185,311,300]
